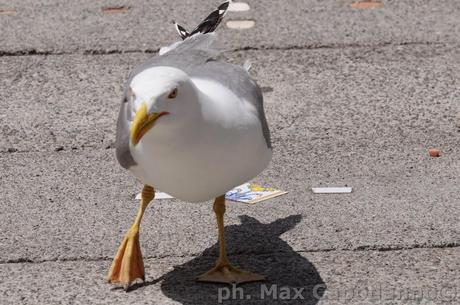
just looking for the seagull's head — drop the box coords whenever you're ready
[128,66,200,146]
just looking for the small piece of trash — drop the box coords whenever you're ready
[351,1,383,9]
[312,187,352,194]
[135,192,173,200]
[428,148,441,157]
[225,183,287,204]
[0,8,17,15]
[228,2,250,12]
[102,6,131,14]
[226,20,255,29]
[135,182,287,204]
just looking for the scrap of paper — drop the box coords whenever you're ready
[225,183,288,204]
[312,187,352,194]
[135,192,173,200]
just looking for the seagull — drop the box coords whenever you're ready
[107,1,272,289]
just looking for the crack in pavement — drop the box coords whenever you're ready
[1,243,458,265]
[0,144,114,155]
[0,40,453,58]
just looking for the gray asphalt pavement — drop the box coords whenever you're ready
[1,0,459,54]
[1,0,459,304]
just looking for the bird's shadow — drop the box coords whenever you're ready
[152,214,326,305]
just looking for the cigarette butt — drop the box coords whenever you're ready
[428,148,441,157]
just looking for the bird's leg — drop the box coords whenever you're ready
[197,195,265,284]
[107,185,155,290]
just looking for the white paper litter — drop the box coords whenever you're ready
[228,2,250,12]
[225,183,287,204]
[226,20,255,29]
[135,192,174,200]
[312,187,352,194]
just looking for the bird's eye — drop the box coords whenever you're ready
[168,88,178,99]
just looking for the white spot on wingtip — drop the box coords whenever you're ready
[226,20,255,29]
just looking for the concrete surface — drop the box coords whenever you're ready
[0,0,459,304]
[0,0,459,54]
[1,248,459,304]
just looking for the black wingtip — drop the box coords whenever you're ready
[218,1,230,14]
[173,22,190,40]
[187,1,230,37]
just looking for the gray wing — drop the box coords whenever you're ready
[115,34,271,169]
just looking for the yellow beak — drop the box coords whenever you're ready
[130,103,169,145]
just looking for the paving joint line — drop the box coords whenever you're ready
[1,243,458,266]
[0,145,113,155]
[0,40,454,58]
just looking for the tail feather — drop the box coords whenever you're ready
[160,2,229,55]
